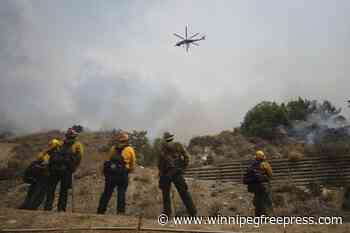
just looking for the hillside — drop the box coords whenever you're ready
[0,131,349,232]
[0,131,256,218]
[188,129,305,165]
[0,131,257,233]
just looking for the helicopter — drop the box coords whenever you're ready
[173,25,205,52]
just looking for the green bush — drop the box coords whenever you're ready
[286,97,313,121]
[188,135,221,149]
[129,130,155,166]
[286,98,341,122]
[241,98,344,140]
[241,101,290,139]
[149,138,163,166]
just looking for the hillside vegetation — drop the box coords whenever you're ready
[0,97,350,232]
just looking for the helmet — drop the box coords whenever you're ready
[163,132,174,142]
[48,138,61,150]
[65,128,78,139]
[255,150,266,160]
[115,132,129,142]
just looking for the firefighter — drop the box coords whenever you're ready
[243,150,273,216]
[158,132,197,217]
[97,131,136,214]
[19,138,61,210]
[342,185,350,210]
[44,127,83,212]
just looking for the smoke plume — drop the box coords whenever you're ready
[1,0,350,141]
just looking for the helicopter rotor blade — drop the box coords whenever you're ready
[186,43,189,52]
[173,33,185,40]
[192,42,200,46]
[189,33,200,39]
[185,25,187,39]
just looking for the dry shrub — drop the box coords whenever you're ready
[137,185,160,218]
[77,186,90,196]
[274,184,297,193]
[292,187,312,202]
[133,174,151,184]
[208,200,223,216]
[321,188,337,203]
[7,158,23,170]
[231,192,239,199]
[273,194,285,207]
[205,155,214,165]
[272,183,324,216]
[288,151,304,162]
[308,182,322,196]
[228,204,237,212]
[314,141,350,157]
[0,168,17,179]
[304,144,318,156]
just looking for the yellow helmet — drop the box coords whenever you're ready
[255,150,266,160]
[48,138,61,150]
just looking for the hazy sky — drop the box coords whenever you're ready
[1,0,349,140]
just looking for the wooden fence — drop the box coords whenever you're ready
[0,227,233,233]
[185,155,350,187]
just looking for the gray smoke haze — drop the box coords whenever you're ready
[1,0,350,140]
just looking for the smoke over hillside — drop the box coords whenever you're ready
[291,113,350,145]
[1,0,350,140]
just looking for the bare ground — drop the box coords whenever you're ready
[0,208,350,233]
[1,131,350,232]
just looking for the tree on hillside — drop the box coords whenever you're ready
[128,130,153,166]
[314,100,341,120]
[285,98,342,122]
[286,97,313,121]
[150,138,163,166]
[241,101,290,139]
[188,135,221,149]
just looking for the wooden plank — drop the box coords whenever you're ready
[186,167,350,178]
[187,171,350,179]
[1,226,137,232]
[187,159,350,173]
[187,163,350,175]
[0,227,235,233]
[186,173,350,183]
[141,227,234,233]
[218,156,350,168]
[217,156,350,167]
[203,160,350,171]
[185,155,350,188]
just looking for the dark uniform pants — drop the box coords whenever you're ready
[44,171,72,212]
[97,173,128,214]
[253,182,273,216]
[20,176,48,210]
[343,185,350,210]
[159,172,197,216]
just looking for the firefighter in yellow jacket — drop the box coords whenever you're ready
[20,138,62,210]
[97,132,136,214]
[244,150,273,216]
[45,127,84,212]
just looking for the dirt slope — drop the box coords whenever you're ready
[0,142,17,169]
[0,208,349,233]
[0,131,349,233]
